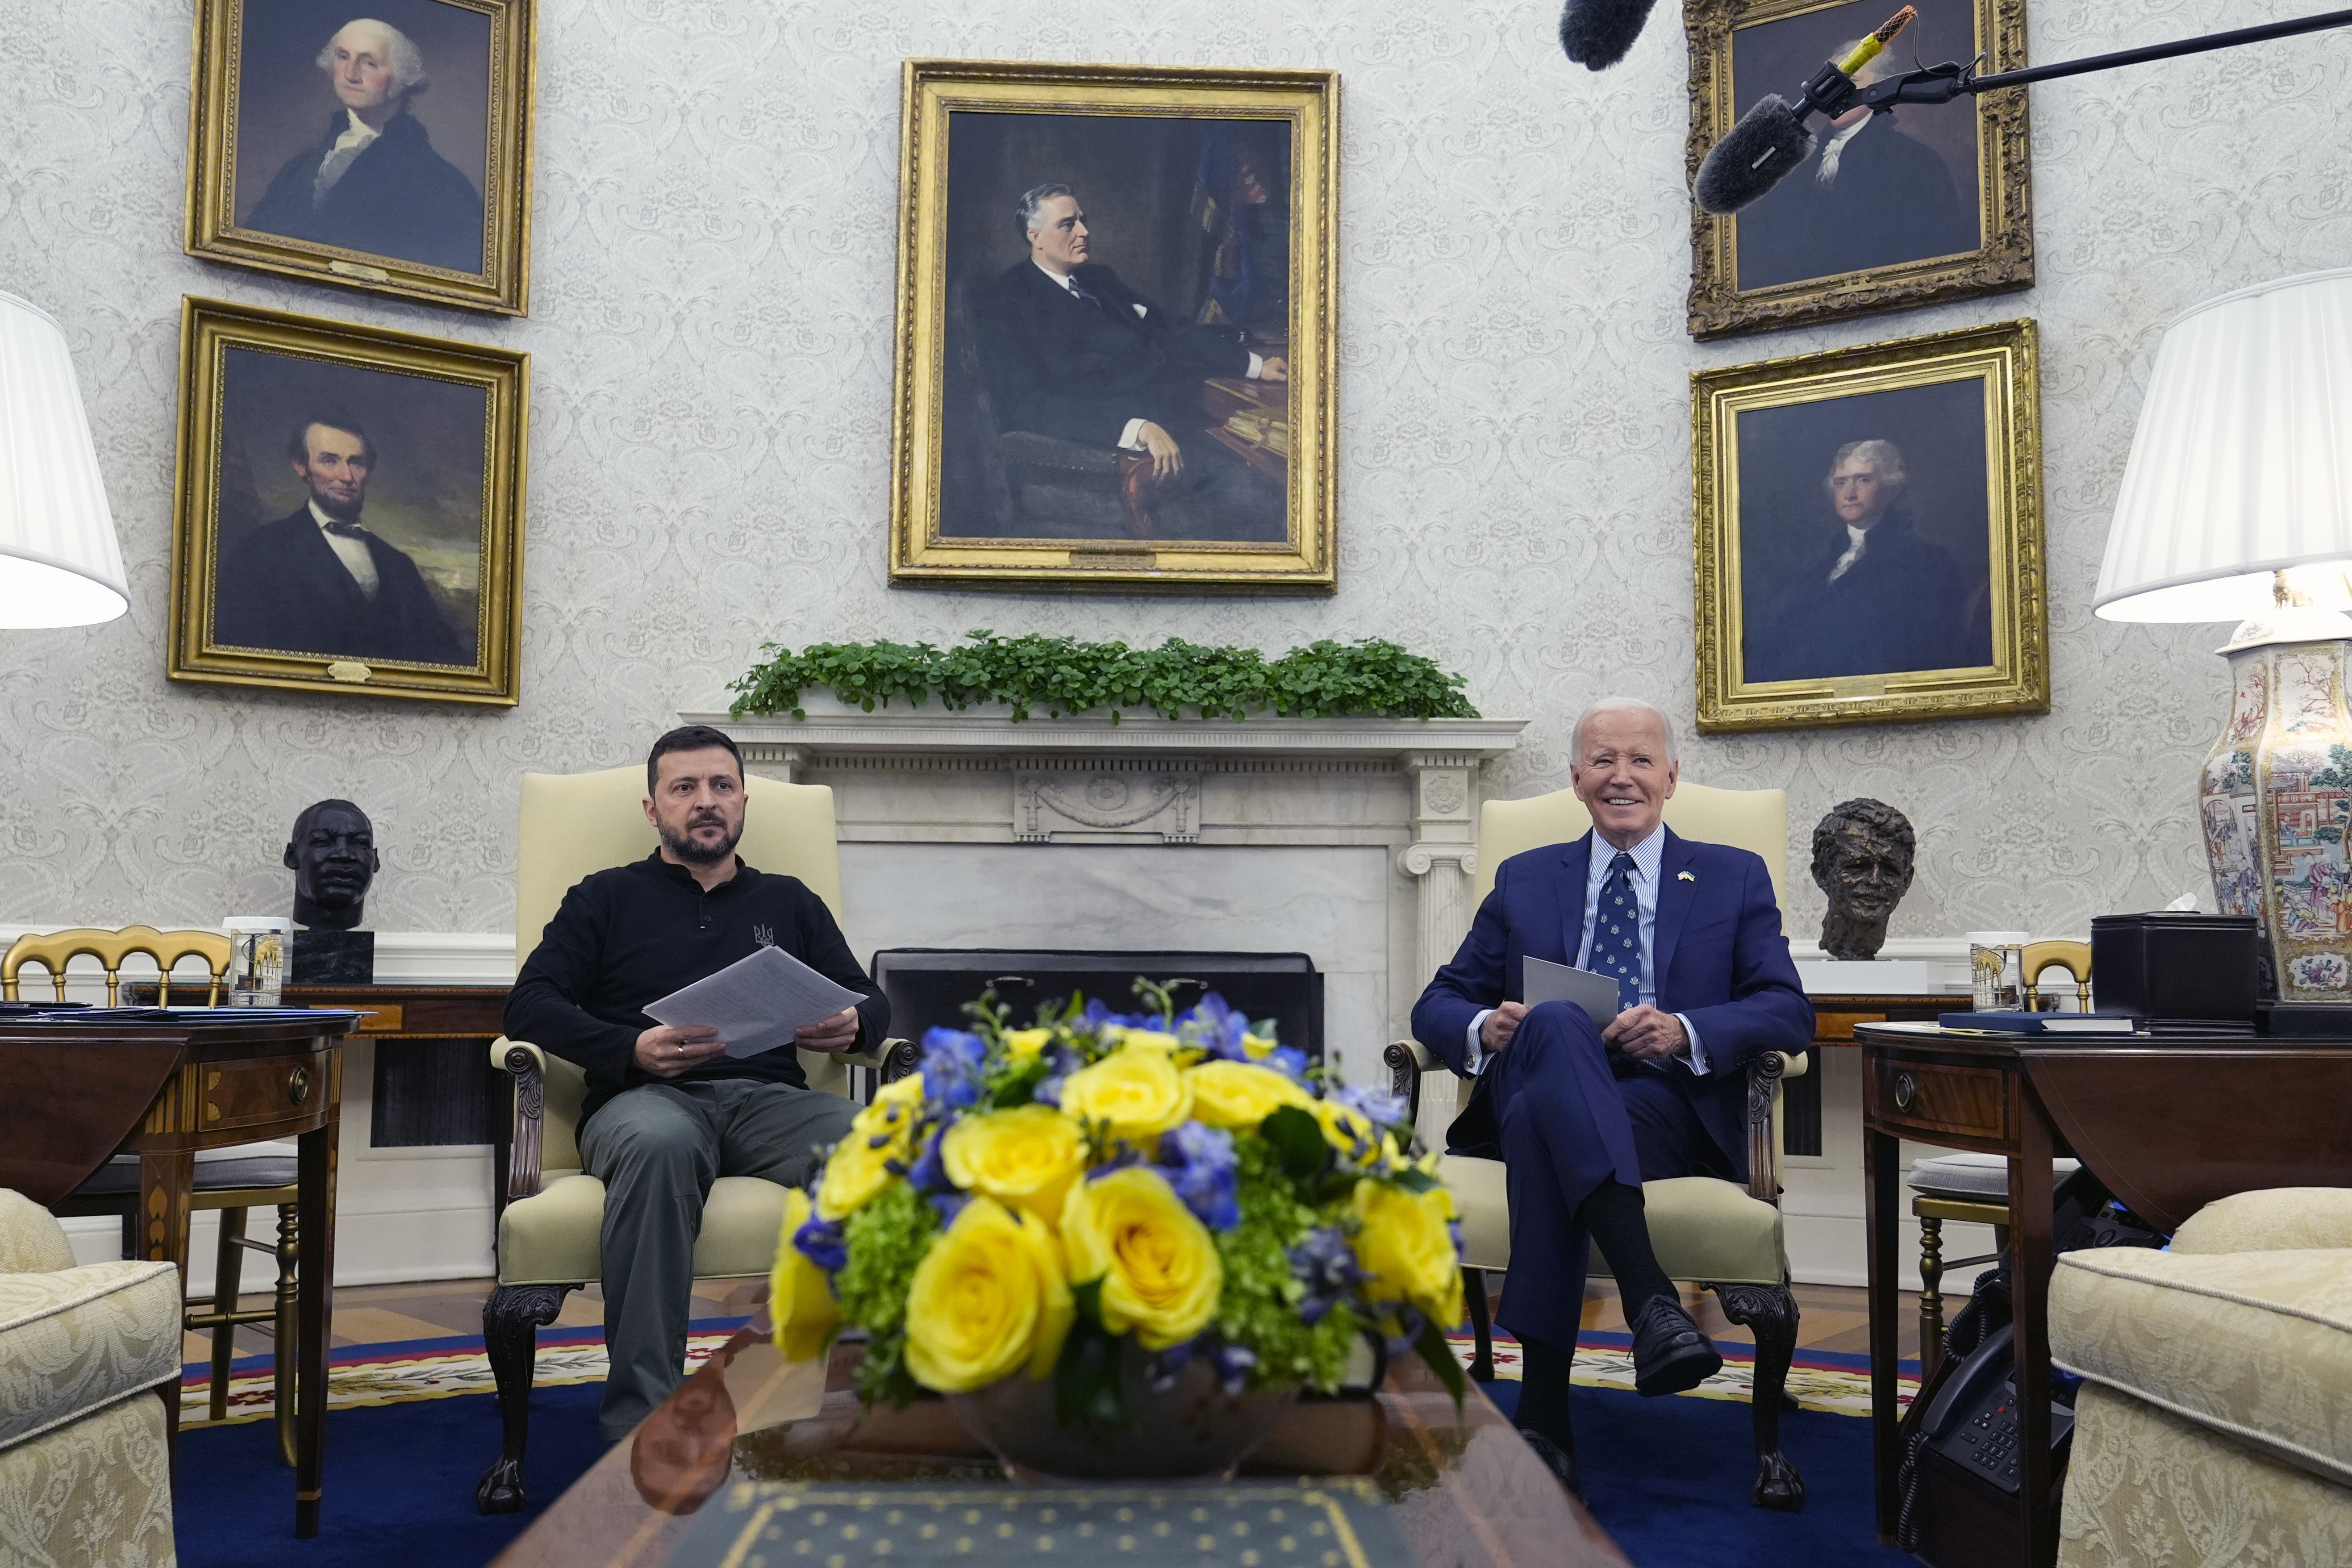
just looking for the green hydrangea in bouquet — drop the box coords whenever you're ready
[769,981,1467,1437]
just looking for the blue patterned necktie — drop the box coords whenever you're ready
[1595,851,1642,1012]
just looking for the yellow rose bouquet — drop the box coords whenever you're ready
[771,980,1468,1434]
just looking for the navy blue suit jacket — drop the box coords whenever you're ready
[976,260,1252,450]
[1410,827,1812,1176]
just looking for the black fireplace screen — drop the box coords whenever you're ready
[868,949,1325,1063]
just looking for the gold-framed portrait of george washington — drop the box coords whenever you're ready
[1684,0,2032,340]
[184,0,536,314]
[1692,319,2048,733]
[888,60,1339,594]
[168,299,529,705]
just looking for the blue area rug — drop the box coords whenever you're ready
[1477,1376,1911,1568]
[177,1342,1909,1568]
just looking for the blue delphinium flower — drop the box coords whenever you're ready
[920,1026,987,1109]
[1157,1121,1239,1231]
[1288,1226,1365,1325]
[1331,1082,1409,1129]
[1144,1337,1199,1393]
[1262,1043,1311,1081]
[1185,992,1253,1061]
[792,1211,847,1274]
[905,1125,955,1194]
[1211,1342,1258,1394]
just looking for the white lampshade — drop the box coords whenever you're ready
[0,291,128,628]
[2095,267,2352,623]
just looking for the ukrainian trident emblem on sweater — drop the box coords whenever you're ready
[752,924,775,948]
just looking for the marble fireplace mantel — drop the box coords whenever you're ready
[686,705,1528,1115]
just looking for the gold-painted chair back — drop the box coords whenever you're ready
[1,926,233,1005]
[2022,938,2092,1011]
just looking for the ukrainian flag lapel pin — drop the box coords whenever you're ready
[1678,871,1696,882]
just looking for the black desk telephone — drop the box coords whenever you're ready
[1915,1322,2073,1494]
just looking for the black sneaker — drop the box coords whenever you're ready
[1628,1295,1722,1397]
[1516,1425,1584,1501]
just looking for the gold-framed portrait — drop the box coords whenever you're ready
[1684,0,2031,340]
[888,60,1339,594]
[184,0,536,315]
[1692,319,2047,733]
[168,298,529,705]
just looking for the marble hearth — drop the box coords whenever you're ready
[692,705,1527,1138]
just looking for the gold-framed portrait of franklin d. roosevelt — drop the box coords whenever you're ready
[888,59,1339,595]
[168,298,529,705]
[1684,0,2033,340]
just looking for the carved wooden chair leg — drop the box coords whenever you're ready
[271,1203,300,1468]
[1918,1214,1945,1381]
[1461,1267,1495,1381]
[475,1282,581,1514]
[1713,1280,1806,1512]
[207,1206,249,1424]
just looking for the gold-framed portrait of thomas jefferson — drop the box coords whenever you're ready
[888,60,1338,594]
[168,299,529,705]
[1692,319,2048,733]
[1684,0,2032,340]
[185,0,536,314]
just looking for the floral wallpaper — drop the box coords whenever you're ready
[3,0,2347,944]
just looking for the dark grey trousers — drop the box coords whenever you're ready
[577,1079,858,1439]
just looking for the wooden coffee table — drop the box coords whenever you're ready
[491,1323,1626,1568]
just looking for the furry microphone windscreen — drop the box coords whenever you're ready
[1693,95,1818,213]
[1558,0,1659,69]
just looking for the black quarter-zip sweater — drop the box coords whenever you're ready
[504,853,889,1128]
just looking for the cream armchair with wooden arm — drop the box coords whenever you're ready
[475,766,912,1514]
[1387,779,1813,1512]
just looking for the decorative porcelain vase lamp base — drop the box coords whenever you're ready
[2198,594,2352,1000]
[2098,269,2352,1006]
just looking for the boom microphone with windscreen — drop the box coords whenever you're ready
[1694,8,1914,216]
[1696,4,2352,216]
[1559,0,1661,70]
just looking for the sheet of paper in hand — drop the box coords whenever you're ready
[1522,955,1624,1030]
[643,946,864,1060]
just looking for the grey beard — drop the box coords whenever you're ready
[661,821,741,867]
[1818,905,1892,962]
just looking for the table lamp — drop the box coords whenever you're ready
[0,291,129,628]
[2095,267,2352,1005]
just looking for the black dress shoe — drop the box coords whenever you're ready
[1516,1425,1584,1501]
[1628,1295,1722,1397]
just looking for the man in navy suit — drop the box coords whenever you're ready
[213,414,469,667]
[973,183,1289,542]
[1412,697,1812,1492]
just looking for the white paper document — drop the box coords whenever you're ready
[1521,955,1624,1030]
[643,945,864,1060]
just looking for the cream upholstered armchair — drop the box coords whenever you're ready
[0,1189,183,1565]
[2052,1187,2352,1564]
[475,766,902,1513]
[1385,780,1812,1511]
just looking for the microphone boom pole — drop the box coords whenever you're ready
[1695,5,2352,213]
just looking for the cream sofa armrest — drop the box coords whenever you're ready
[491,1037,550,1201]
[2172,1187,2352,1255]
[0,1190,76,1274]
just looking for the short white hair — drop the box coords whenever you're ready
[316,19,429,95]
[1825,438,1908,491]
[1570,696,1677,765]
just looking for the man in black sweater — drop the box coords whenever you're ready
[505,726,886,1439]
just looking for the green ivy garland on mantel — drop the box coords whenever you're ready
[727,631,1480,724]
